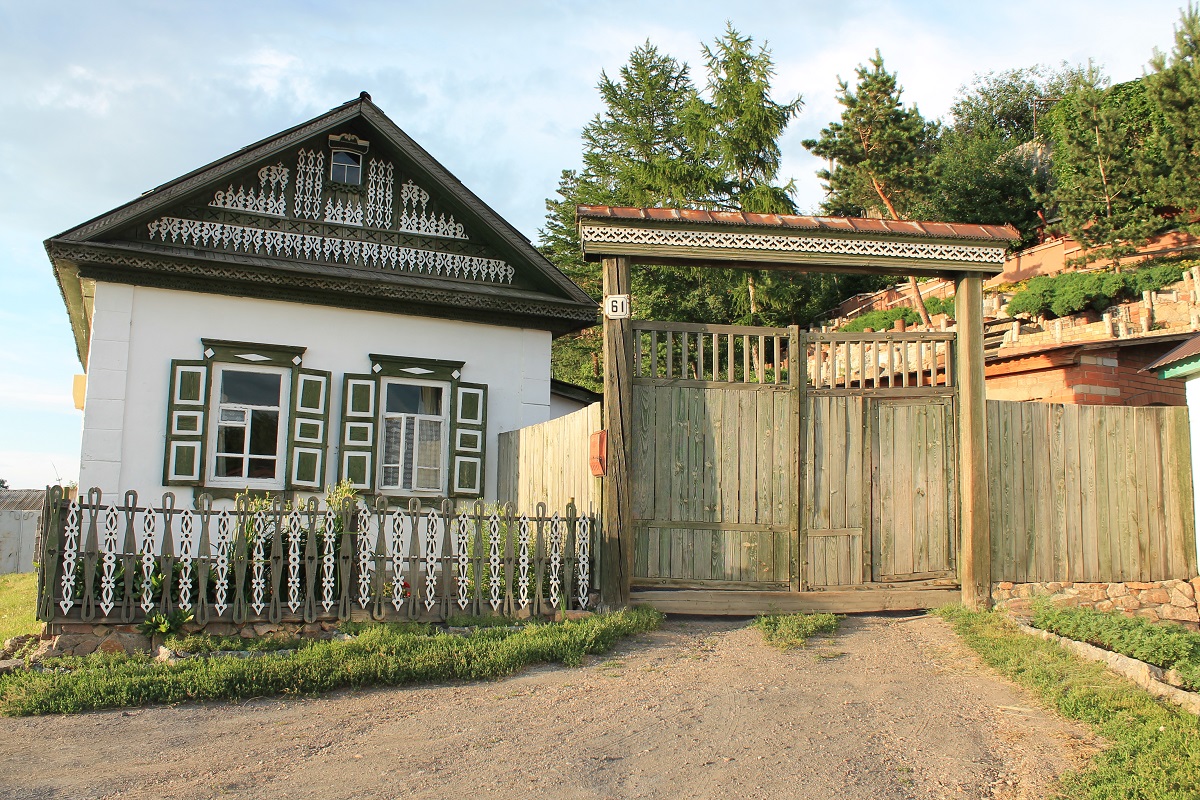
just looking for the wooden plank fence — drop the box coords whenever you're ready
[988,400,1198,583]
[497,403,602,516]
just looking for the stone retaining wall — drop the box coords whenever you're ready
[40,620,344,659]
[992,578,1200,626]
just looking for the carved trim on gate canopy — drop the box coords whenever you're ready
[580,223,1008,265]
[146,216,514,283]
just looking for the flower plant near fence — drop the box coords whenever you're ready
[35,486,597,627]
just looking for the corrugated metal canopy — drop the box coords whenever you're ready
[0,489,47,512]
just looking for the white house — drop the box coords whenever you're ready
[47,93,597,507]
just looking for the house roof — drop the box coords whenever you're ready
[550,379,602,406]
[1143,332,1200,373]
[0,489,47,512]
[47,93,598,365]
[576,206,1021,243]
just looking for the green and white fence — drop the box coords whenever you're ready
[35,486,597,626]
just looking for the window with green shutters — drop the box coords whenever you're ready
[164,360,209,485]
[339,374,378,491]
[450,382,487,497]
[288,369,331,490]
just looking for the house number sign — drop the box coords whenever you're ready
[604,294,631,320]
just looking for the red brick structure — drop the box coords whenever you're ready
[985,335,1191,406]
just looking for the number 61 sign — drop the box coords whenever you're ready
[604,294,631,320]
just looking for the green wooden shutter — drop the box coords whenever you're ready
[288,368,331,491]
[450,382,487,497]
[163,360,211,486]
[338,373,379,491]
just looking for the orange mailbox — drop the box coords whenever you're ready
[589,430,608,477]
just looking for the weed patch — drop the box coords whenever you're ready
[938,605,1200,799]
[0,607,662,716]
[753,613,840,649]
[0,573,39,643]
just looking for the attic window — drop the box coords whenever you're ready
[331,150,362,185]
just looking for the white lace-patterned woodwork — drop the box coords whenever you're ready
[388,507,407,612]
[424,507,440,612]
[98,506,120,616]
[286,510,304,614]
[212,509,233,616]
[58,500,81,616]
[325,197,364,227]
[294,149,324,219]
[579,224,1010,265]
[176,511,196,612]
[366,159,395,228]
[548,513,563,609]
[399,180,467,239]
[516,515,531,611]
[250,512,267,615]
[455,510,472,610]
[356,507,374,610]
[321,511,338,612]
[140,511,156,614]
[576,516,591,609]
[210,163,289,217]
[488,512,503,611]
[147,217,515,283]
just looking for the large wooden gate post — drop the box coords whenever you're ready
[601,256,633,608]
[955,273,992,610]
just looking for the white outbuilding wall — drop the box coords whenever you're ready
[78,281,553,503]
[0,510,39,574]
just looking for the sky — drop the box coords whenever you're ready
[0,0,1190,489]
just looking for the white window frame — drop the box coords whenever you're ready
[377,377,450,497]
[330,149,362,185]
[206,364,291,490]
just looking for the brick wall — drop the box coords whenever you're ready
[985,342,1186,406]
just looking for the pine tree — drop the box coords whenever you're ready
[1145,3,1200,227]
[803,51,940,325]
[1042,66,1162,268]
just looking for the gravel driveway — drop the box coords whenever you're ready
[0,613,1096,800]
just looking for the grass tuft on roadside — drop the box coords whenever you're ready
[0,573,39,643]
[937,605,1200,799]
[753,612,840,649]
[0,607,663,716]
[1031,601,1200,692]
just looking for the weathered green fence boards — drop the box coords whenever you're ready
[497,403,602,515]
[988,400,1198,583]
[631,383,795,588]
[804,395,866,586]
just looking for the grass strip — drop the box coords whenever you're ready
[1032,601,1200,692]
[938,606,1200,800]
[753,612,840,649]
[0,573,39,643]
[0,607,663,716]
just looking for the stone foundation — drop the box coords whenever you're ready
[992,578,1200,627]
[40,619,345,659]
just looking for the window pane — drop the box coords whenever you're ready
[419,386,443,415]
[220,408,247,424]
[332,151,360,167]
[385,383,420,414]
[414,419,442,491]
[221,371,281,406]
[216,456,243,478]
[402,417,416,490]
[249,410,279,455]
[216,425,245,456]
[382,466,400,487]
[248,458,276,479]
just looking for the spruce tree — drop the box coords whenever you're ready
[1145,4,1200,227]
[803,51,940,325]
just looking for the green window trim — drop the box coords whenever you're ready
[337,373,379,491]
[287,367,331,491]
[201,338,307,369]
[163,359,210,486]
[368,353,465,383]
[450,382,487,498]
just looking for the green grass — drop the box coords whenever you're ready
[752,612,840,649]
[938,606,1200,799]
[161,632,310,654]
[1031,602,1200,692]
[0,573,39,643]
[0,607,663,716]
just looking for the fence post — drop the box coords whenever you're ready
[956,273,992,610]
[601,255,633,609]
[36,484,64,622]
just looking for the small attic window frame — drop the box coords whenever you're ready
[330,150,363,186]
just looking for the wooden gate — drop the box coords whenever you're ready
[630,322,958,591]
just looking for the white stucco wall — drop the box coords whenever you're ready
[78,282,553,503]
[0,510,39,574]
[1187,378,1200,565]
[549,392,589,420]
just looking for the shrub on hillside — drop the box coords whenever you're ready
[1006,258,1191,319]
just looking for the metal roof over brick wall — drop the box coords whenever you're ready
[0,489,47,512]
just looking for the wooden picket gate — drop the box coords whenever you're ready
[629,321,959,592]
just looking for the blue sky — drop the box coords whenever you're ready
[0,0,1189,488]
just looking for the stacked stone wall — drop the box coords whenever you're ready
[992,578,1200,627]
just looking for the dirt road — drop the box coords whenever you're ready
[0,614,1095,800]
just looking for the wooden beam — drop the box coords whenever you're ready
[630,587,961,615]
[601,256,633,608]
[956,273,992,609]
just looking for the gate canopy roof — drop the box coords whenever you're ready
[577,206,1019,277]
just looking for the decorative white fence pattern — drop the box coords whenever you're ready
[36,487,596,626]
